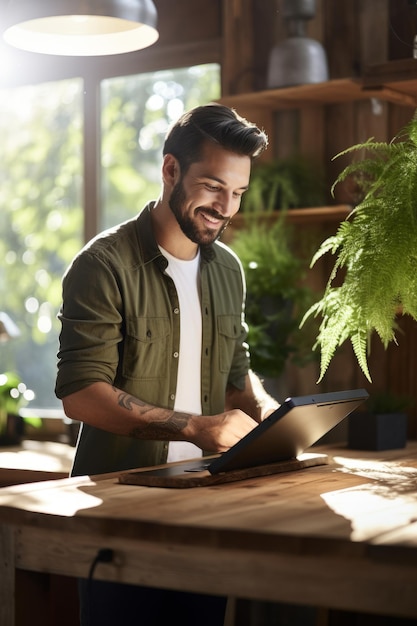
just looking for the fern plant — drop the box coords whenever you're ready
[301,115,417,382]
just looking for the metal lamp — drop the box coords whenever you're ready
[3,0,159,56]
[267,0,328,88]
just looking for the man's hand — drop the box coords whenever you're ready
[62,382,258,453]
[225,370,280,423]
[183,409,259,453]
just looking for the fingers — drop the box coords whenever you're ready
[192,409,257,453]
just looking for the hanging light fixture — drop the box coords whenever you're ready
[3,0,159,56]
[267,0,328,88]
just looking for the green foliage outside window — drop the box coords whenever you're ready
[0,64,220,410]
[0,79,83,407]
[101,64,220,229]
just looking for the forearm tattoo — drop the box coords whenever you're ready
[114,388,191,440]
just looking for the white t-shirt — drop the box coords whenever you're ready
[159,246,203,462]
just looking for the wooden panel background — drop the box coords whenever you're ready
[225,0,417,438]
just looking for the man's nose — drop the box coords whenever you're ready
[214,190,235,216]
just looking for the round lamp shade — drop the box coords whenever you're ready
[3,0,159,56]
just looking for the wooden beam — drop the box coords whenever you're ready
[0,39,222,90]
[221,0,255,95]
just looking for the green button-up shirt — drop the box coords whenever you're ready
[56,203,250,476]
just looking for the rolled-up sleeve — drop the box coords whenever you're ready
[55,252,123,399]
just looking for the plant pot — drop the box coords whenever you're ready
[347,411,407,451]
[0,411,25,446]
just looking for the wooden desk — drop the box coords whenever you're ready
[0,440,73,487]
[1,443,417,625]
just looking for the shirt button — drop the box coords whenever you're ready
[170,394,175,401]
[173,307,180,314]
[173,352,179,358]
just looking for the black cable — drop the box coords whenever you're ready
[86,548,115,624]
[88,548,114,581]
[389,4,417,50]
[389,18,414,49]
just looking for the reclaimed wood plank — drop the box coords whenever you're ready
[118,453,329,488]
[13,524,417,619]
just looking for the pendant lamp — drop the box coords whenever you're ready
[3,0,159,56]
[267,0,328,88]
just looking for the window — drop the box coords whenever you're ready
[1,63,220,413]
[101,64,220,229]
[0,79,83,409]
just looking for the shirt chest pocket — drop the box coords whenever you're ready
[217,314,241,373]
[123,317,170,380]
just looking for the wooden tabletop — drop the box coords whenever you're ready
[1,443,416,543]
[1,442,417,620]
[0,439,73,486]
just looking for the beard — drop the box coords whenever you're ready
[169,179,230,246]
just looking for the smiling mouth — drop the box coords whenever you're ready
[197,207,226,226]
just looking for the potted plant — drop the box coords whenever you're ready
[230,212,319,380]
[301,115,417,382]
[0,371,34,445]
[241,155,326,213]
[348,391,412,451]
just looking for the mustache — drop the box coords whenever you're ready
[195,206,227,222]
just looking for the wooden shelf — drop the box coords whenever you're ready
[281,205,352,223]
[363,58,417,86]
[219,76,417,111]
[228,205,352,229]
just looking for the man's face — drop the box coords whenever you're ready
[169,142,251,246]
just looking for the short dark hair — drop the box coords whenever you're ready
[163,103,268,173]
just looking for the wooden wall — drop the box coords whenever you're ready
[220,0,417,436]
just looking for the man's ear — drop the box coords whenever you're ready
[162,153,181,187]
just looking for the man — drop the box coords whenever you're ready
[56,103,279,625]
